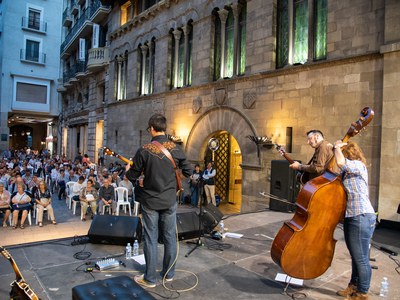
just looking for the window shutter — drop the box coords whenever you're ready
[92,24,100,49]
[79,38,86,60]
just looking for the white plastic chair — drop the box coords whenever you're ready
[66,181,76,209]
[133,201,140,216]
[10,210,32,226]
[35,206,50,224]
[115,187,131,216]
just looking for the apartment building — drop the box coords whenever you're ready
[59,0,400,221]
[0,0,62,153]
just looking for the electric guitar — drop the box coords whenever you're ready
[274,144,310,185]
[0,246,40,300]
[103,147,183,196]
[103,147,133,166]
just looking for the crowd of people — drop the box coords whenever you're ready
[0,147,136,228]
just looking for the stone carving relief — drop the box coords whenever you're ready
[214,88,227,106]
[192,96,202,114]
[243,90,257,109]
[152,99,165,114]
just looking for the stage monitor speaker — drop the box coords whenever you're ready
[270,160,300,212]
[200,203,223,233]
[176,211,203,240]
[88,215,142,245]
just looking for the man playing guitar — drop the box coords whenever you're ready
[289,130,334,184]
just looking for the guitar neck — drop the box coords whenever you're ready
[1,247,24,282]
[115,154,133,166]
[282,153,296,165]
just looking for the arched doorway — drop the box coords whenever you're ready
[185,106,261,213]
[204,131,242,213]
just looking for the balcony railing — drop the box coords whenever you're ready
[21,17,47,33]
[63,60,88,83]
[20,49,46,64]
[60,0,110,54]
[87,47,109,70]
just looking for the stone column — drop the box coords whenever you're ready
[232,3,242,76]
[173,29,182,88]
[140,44,148,94]
[148,41,154,93]
[116,56,123,100]
[218,9,229,79]
[182,25,191,86]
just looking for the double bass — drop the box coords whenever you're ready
[270,107,374,279]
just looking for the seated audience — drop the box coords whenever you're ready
[34,180,56,227]
[11,183,31,229]
[79,179,98,221]
[0,182,11,227]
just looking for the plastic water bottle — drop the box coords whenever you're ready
[126,243,132,259]
[133,240,139,256]
[219,220,225,235]
[379,277,389,297]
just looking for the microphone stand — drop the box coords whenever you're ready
[185,177,205,257]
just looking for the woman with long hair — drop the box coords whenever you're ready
[35,180,56,227]
[334,141,376,300]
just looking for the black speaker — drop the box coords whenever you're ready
[88,215,142,245]
[269,160,300,212]
[200,203,223,233]
[176,211,203,240]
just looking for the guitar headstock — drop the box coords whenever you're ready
[275,144,286,156]
[0,246,11,260]
[344,107,374,140]
[103,147,117,157]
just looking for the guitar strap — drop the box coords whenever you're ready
[151,141,183,194]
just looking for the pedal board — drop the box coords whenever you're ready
[95,258,120,271]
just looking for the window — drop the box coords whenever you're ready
[12,76,50,112]
[114,52,128,101]
[213,2,247,81]
[276,0,327,69]
[120,1,132,25]
[28,9,41,30]
[26,40,40,62]
[139,39,155,95]
[170,22,193,89]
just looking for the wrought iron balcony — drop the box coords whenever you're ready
[62,60,88,84]
[63,8,72,27]
[20,49,46,64]
[87,47,109,71]
[60,0,111,55]
[21,17,47,33]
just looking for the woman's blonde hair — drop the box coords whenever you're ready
[342,141,367,165]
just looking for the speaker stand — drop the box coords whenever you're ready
[185,178,205,257]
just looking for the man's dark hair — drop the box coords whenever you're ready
[78,175,85,181]
[306,130,324,138]
[148,114,167,132]
[87,179,93,184]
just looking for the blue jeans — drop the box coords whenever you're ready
[343,213,376,293]
[190,186,199,206]
[141,202,177,284]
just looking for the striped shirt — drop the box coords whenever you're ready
[341,159,375,218]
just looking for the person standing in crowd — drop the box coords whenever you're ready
[189,164,202,207]
[203,162,216,206]
[34,181,56,227]
[289,130,334,183]
[126,114,191,288]
[334,141,376,300]
[0,182,11,227]
[57,169,67,201]
[98,177,116,214]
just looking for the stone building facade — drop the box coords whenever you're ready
[60,0,400,221]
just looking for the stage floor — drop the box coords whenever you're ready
[1,209,399,300]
